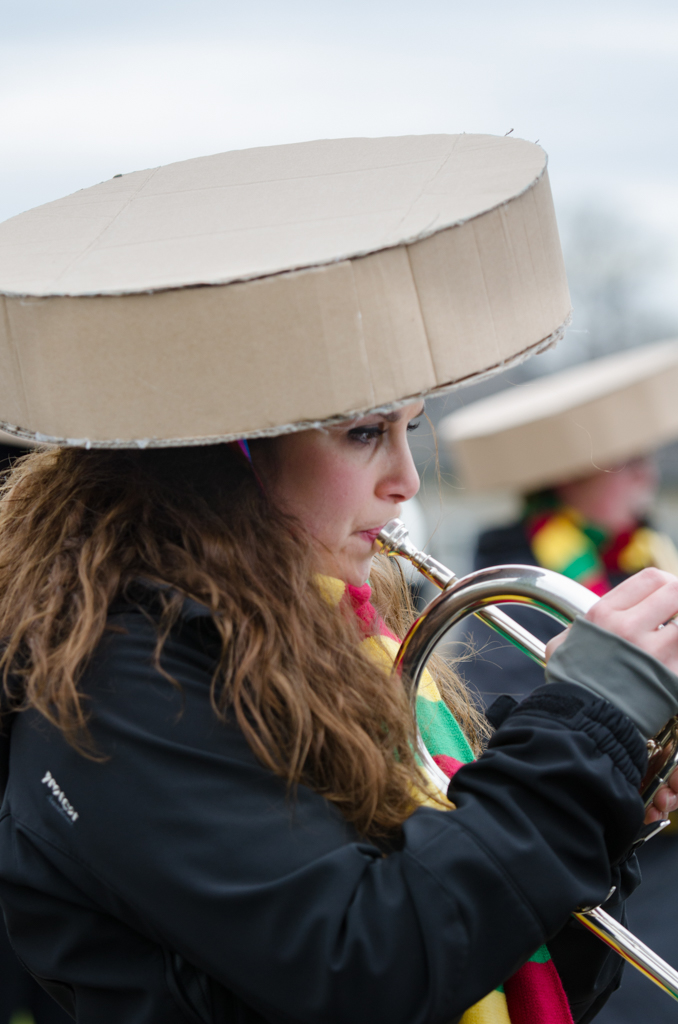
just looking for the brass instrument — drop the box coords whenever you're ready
[377,518,678,1002]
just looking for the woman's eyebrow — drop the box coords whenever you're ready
[381,405,425,424]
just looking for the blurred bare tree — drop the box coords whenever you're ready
[523,203,678,376]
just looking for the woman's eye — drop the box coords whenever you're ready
[407,419,421,433]
[348,426,385,445]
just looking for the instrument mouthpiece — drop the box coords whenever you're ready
[376,518,457,589]
[376,519,413,556]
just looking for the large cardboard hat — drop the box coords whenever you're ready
[440,338,678,491]
[0,134,570,448]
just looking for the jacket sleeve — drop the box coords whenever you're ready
[546,616,678,739]
[483,690,646,1021]
[0,610,648,1024]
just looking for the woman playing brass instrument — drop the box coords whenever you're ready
[1,134,678,1024]
[1,417,678,1024]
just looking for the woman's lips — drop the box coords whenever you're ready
[358,527,383,545]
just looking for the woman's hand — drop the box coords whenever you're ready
[646,769,678,823]
[547,568,678,668]
[546,568,678,824]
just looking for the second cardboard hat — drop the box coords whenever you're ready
[0,134,570,448]
[440,338,678,491]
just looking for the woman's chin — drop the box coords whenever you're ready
[316,546,373,587]
[338,556,373,588]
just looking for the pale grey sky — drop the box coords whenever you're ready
[2,0,678,306]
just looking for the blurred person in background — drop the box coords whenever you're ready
[0,438,69,1024]
[441,337,678,1024]
[440,339,678,704]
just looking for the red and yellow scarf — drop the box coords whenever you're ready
[524,490,678,595]
[321,575,574,1024]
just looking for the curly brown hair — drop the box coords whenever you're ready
[0,443,485,837]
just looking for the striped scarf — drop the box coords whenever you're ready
[320,575,573,1024]
[524,490,678,595]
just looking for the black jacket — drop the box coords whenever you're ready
[0,588,647,1023]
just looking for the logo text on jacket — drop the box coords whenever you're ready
[41,770,79,823]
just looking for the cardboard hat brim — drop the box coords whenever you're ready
[0,134,571,448]
[440,339,678,491]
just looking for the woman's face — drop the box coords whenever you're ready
[555,455,659,533]
[254,403,423,585]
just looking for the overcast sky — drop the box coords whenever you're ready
[2,0,678,305]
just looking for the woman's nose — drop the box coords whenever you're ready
[379,439,420,503]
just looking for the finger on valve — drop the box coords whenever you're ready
[646,782,678,824]
[592,567,677,612]
[588,577,678,636]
